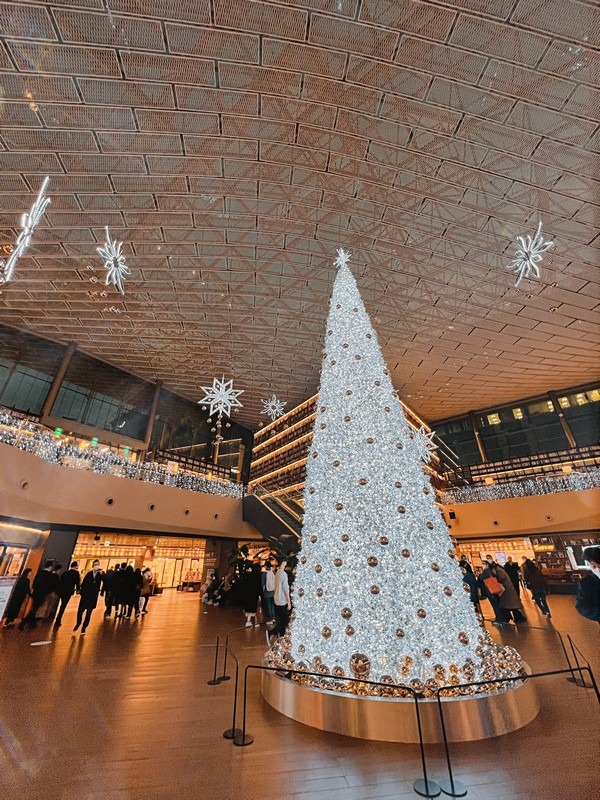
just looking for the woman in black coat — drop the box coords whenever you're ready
[3,569,32,626]
[241,562,262,627]
[521,558,551,617]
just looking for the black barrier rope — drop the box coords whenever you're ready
[482,616,579,684]
[434,666,600,798]
[233,662,442,798]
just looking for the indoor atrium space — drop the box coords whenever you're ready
[0,2,598,799]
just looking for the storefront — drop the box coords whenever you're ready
[72,532,207,589]
[0,522,48,577]
[454,531,599,593]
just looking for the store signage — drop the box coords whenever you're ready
[532,544,556,552]
[0,575,18,620]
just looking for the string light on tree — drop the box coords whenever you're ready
[506,221,553,288]
[261,394,287,422]
[0,177,51,284]
[198,376,244,463]
[97,227,131,295]
[268,249,524,697]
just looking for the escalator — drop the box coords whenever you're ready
[242,488,303,555]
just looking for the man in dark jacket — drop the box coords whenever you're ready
[503,556,521,596]
[576,546,600,623]
[74,560,104,634]
[54,561,81,627]
[19,560,55,630]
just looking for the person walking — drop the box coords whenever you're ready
[129,568,143,619]
[121,565,136,619]
[140,568,153,614]
[3,568,32,626]
[503,556,521,596]
[241,561,262,627]
[54,561,81,627]
[113,562,127,618]
[521,557,551,618]
[19,560,55,630]
[103,566,115,618]
[74,559,104,634]
[576,546,600,623]
[261,560,276,624]
[270,559,291,643]
[461,566,479,608]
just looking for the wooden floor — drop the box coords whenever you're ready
[1,590,598,800]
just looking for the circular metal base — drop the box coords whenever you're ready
[223,727,243,740]
[207,678,222,685]
[414,778,441,798]
[261,668,539,743]
[218,675,231,682]
[438,778,468,797]
[233,733,254,746]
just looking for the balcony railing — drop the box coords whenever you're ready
[0,408,243,499]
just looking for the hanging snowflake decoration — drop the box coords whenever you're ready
[413,425,438,464]
[0,177,51,284]
[506,221,553,288]
[198,376,244,417]
[261,394,286,422]
[97,227,131,295]
[334,247,351,269]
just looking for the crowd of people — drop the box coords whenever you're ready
[4,546,599,638]
[3,560,154,635]
[199,556,293,644]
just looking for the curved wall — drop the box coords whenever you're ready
[0,444,260,540]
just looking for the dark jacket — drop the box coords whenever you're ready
[59,568,81,599]
[462,571,478,604]
[31,568,55,601]
[503,560,521,591]
[79,570,104,609]
[575,574,600,623]
[241,564,262,612]
[522,560,546,594]
[122,567,137,604]
[4,574,31,620]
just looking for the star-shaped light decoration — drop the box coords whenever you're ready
[334,247,351,269]
[97,227,131,295]
[261,394,286,422]
[198,376,244,418]
[0,177,51,284]
[506,221,553,288]
[413,425,438,464]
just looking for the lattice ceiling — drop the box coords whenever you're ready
[0,0,598,427]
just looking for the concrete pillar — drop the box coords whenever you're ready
[143,380,162,450]
[40,341,77,420]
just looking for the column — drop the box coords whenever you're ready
[548,391,577,448]
[469,411,487,463]
[40,341,77,420]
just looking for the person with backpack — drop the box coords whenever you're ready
[261,560,276,624]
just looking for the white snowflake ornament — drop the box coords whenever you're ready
[97,227,131,295]
[0,177,51,284]
[261,394,286,422]
[413,425,438,464]
[506,221,553,288]
[198,376,244,417]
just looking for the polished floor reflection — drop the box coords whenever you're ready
[1,590,598,800]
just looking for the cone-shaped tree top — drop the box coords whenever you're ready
[271,250,523,695]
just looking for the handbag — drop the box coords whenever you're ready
[483,576,505,596]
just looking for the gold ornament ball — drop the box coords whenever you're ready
[396,442,403,449]
[423,648,432,658]
[343,415,351,422]
[298,645,306,654]
[395,481,402,488]
[395,628,405,638]
[341,608,352,619]
[297,588,304,597]
[358,478,367,485]
[345,625,355,636]
[333,459,340,467]
[334,558,343,567]
[341,534,350,543]
[459,632,470,645]
[335,502,343,510]
[431,562,440,572]
[332,666,345,677]
[426,522,434,530]
[397,505,406,514]
[366,437,374,444]
[342,342,349,348]
[315,564,322,574]
[316,588,323,597]
[349,653,371,678]
[379,536,389,545]
[402,549,411,558]
[321,626,332,639]
[310,535,317,543]
[300,556,307,564]
[443,587,453,596]
[367,556,378,567]
[417,608,427,618]
[309,486,316,493]
[370,585,380,595]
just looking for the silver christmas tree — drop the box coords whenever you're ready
[270,250,523,697]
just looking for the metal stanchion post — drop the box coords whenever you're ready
[207,636,222,685]
[435,692,467,798]
[233,665,254,746]
[219,632,231,682]
[412,694,441,799]
[222,639,243,740]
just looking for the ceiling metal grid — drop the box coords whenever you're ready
[0,0,598,426]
